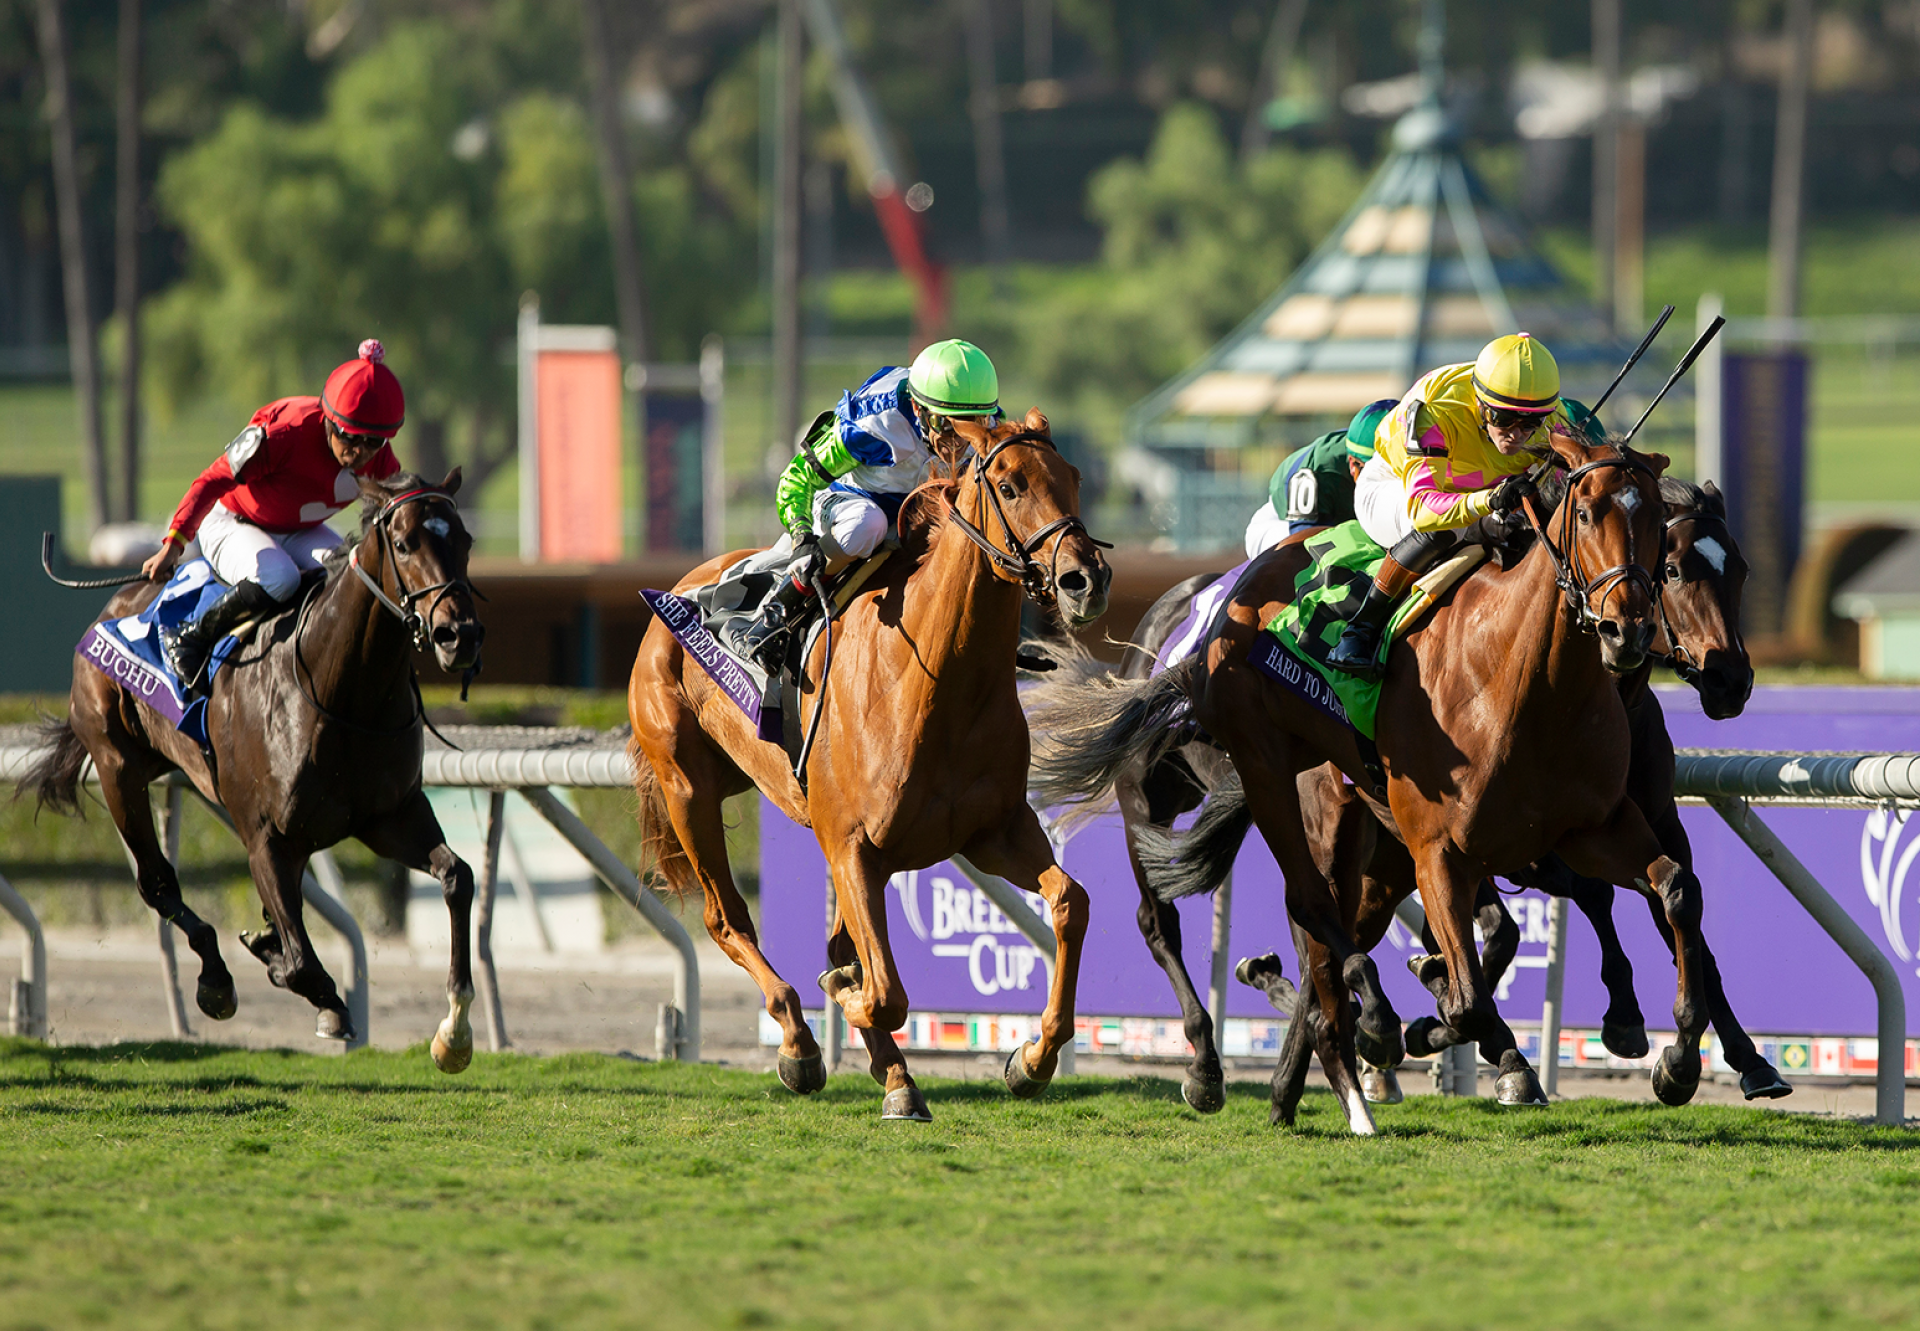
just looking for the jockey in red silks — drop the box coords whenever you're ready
[141,339,406,691]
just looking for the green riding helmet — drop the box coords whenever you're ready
[907,340,1000,419]
[1344,398,1398,465]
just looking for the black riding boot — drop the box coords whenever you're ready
[160,579,280,695]
[728,573,818,674]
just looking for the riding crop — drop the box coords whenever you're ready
[1587,303,1675,419]
[39,533,147,590]
[1622,315,1727,446]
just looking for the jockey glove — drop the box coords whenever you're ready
[1488,473,1537,516]
[788,533,826,593]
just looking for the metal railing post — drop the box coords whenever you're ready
[474,790,510,1051]
[156,784,190,1039]
[1707,795,1906,1126]
[306,850,369,1053]
[0,871,47,1039]
[952,855,1074,1076]
[1208,871,1234,1057]
[1539,896,1568,1097]
[517,785,700,1061]
[823,869,842,1070]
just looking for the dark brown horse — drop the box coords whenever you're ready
[627,411,1110,1121]
[1031,430,1697,1134]
[22,472,485,1068]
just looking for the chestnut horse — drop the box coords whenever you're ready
[627,411,1110,1121]
[1080,477,1780,1114]
[22,472,485,1069]
[1031,430,1701,1135]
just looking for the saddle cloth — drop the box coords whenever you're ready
[75,559,252,746]
[1258,521,1486,740]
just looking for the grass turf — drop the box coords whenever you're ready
[3,1042,1919,1330]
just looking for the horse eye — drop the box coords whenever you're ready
[1577,508,1591,524]
[998,481,1018,500]
[1665,562,1682,583]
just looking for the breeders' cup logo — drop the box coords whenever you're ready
[1862,808,1920,967]
[890,869,1050,998]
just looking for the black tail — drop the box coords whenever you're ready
[1024,648,1199,826]
[1132,776,1253,902]
[17,714,89,818]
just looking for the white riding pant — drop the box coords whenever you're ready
[1243,499,1287,561]
[811,489,892,561]
[198,502,342,602]
[1353,453,1418,548]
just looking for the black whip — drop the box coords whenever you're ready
[40,532,147,590]
[1622,316,1726,446]
[1588,303,1675,420]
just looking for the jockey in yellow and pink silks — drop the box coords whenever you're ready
[1326,333,1578,677]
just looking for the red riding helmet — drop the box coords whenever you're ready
[321,339,405,438]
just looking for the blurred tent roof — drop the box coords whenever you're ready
[1127,100,1630,450]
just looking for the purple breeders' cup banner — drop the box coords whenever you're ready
[758,685,1920,1038]
[1249,632,1353,730]
[641,589,766,731]
[78,621,186,727]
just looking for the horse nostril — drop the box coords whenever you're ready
[432,624,459,647]
[1596,621,1621,642]
[1058,569,1087,595]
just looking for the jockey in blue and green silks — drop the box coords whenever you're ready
[724,339,1003,672]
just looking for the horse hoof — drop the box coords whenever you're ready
[1740,1063,1793,1100]
[196,980,237,1022]
[431,1023,473,1075]
[1181,1073,1226,1114]
[316,1009,354,1043]
[1651,1048,1701,1107]
[880,1086,932,1122]
[1355,1021,1404,1072]
[1494,1069,1547,1106]
[777,1052,827,1095]
[1406,953,1448,988]
[1360,1061,1404,1105]
[1404,1016,1444,1059]
[1004,1043,1051,1100]
[1602,1020,1651,1060]
[816,963,862,997]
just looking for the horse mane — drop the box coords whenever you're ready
[1658,476,1723,517]
[896,476,959,568]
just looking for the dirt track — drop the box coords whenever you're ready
[0,925,1892,1117]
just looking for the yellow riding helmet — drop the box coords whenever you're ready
[1472,333,1561,414]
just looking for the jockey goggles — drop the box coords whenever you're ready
[1482,403,1554,431]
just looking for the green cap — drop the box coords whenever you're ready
[1345,398,1397,463]
[908,339,1000,418]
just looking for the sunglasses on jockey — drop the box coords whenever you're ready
[1481,402,1554,432]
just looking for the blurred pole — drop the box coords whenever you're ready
[1591,0,1620,329]
[1207,872,1233,1055]
[474,790,509,1052]
[1694,292,1724,483]
[772,0,804,453]
[156,785,188,1039]
[1539,896,1567,1097]
[114,0,142,525]
[965,0,1011,286]
[1767,0,1814,320]
[1614,121,1644,330]
[700,335,726,557]
[1022,0,1051,82]
[581,0,652,461]
[34,0,108,535]
[1241,0,1308,162]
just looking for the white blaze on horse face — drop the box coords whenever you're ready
[425,517,451,539]
[1617,486,1641,516]
[1693,535,1728,574]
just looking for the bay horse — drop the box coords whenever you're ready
[1073,477,1781,1114]
[22,471,485,1069]
[1030,429,1701,1135]
[627,410,1110,1121]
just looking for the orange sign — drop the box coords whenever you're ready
[534,348,623,563]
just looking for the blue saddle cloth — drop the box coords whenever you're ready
[75,559,247,746]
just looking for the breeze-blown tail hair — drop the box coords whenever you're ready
[1022,639,1199,830]
[16,714,89,818]
[1128,775,1253,902]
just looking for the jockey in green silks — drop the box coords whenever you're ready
[724,339,1003,672]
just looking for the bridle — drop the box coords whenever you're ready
[1518,446,1663,635]
[1650,506,1742,687]
[346,486,482,650]
[943,429,1111,602]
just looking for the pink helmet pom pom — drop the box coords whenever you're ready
[358,338,386,364]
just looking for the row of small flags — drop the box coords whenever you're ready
[762,1010,1920,1074]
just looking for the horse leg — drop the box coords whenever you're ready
[1556,806,1709,1107]
[356,793,476,1074]
[1414,841,1545,1106]
[962,807,1091,1100]
[817,844,929,1120]
[1120,770,1223,1113]
[1475,881,1520,994]
[247,837,353,1041]
[652,745,823,1094]
[90,749,236,1021]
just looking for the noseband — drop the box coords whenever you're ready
[944,430,1111,602]
[1519,450,1662,634]
[348,487,481,650]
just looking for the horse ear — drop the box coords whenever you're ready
[1641,452,1671,477]
[1024,407,1050,436]
[1545,427,1587,468]
[441,466,463,496]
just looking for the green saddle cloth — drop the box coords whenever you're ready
[1262,521,1436,740]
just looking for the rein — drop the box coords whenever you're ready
[943,430,1112,603]
[1517,450,1662,635]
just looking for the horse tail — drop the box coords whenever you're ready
[1024,642,1198,825]
[17,714,89,818]
[627,739,693,896]
[1130,776,1252,903]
